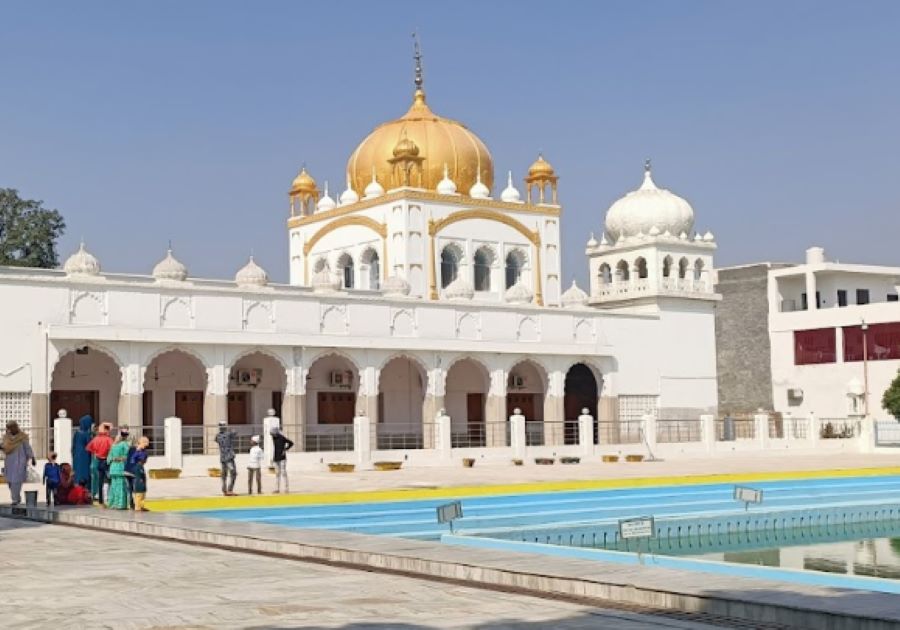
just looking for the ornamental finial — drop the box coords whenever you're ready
[644,158,652,173]
[412,31,424,92]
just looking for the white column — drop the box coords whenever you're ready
[858,415,874,454]
[54,413,73,466]
[263,409,280,466]
[353,413,371,467]
[435,409,452,464]
[164,416,183,470]
[807,411,818,448]
[805,271,817,310]
[755,412,769,450]
[510,409,526,460]
[700,414,715,452]
[578,409,594,456]
[642,413,657,454]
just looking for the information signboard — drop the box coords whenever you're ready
[618,516,655,540]
[733,486,763,510]
[436,501,463,532]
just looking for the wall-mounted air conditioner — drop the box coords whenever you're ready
[788,388,803,399]
[510,375,525,390]
[236,368,262,386]
[330,370,353,388]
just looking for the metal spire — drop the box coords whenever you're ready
[412,31,424,92]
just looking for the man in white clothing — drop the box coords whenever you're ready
[247,435,263,495]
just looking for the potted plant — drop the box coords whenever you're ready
[149,468,181,479]
[207,467,221,478]
[534,457,555,465]
[625,454,644,462]
[602,455,619,463]
[462,458,475,468]
[512,459,523,466]
[560,456,580,464]
[328,463,356,473]
[374,461,403,471]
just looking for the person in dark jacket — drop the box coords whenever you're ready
[215,421,238,496]
[71,415,94,487]
[270,427,294,494]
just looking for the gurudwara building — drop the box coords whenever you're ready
[0,53,722,468]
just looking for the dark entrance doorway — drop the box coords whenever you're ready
[50,390,98,426]
[175,391,204,425]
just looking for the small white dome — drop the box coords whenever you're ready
[468,172,490,199]
[703,230,715,242]
[847,377,865,396]
[312,269,341,293]
[505,281,534,305]
[444,277,474,300]
[693,232,703,242]
[364,169,385,199]
[561,280,588,308]
[586,232,598,248]
[500,171,522,203]
[339,174,360,205]
[235,256,268,287]
[436,164,458,195]
[316,181,336,212]
[679,231,688,240]
[600,233,609,246]
[64,242,101,276]
[648,225,661,236]
[382,275,411,297]
[604,162,695,240]
[153,249,188,282]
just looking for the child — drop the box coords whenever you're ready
[247,435,263,495]
[42,452,61,506]
[132,436,150,511]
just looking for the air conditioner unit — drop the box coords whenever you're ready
[237,369,262,386]
[510,375,525,390]
[330,370,352,388]
[788,388,803,399]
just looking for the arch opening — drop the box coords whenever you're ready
[506,360,547,446]
[377,356,427,449]
[473,246,494,292]
[564,363,599,444]
[305,353,358,451]
[505,249,526,289]
[445,358,495,447]
[440,243,462,288]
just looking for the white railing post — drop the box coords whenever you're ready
[642,413,657,454]
[262,408,280,466]
[353,413,371,467]
[510,409,526,460]
[54,412,73,465]
[700,414,715,452]
[783,411,793,442]
[435,409,452,463]
[578,408,594,456]
[164,416,183,470]
[755,412,769,450]
[858,414,874,453]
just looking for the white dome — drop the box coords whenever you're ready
[312,269,341,293]
[847,377,865,396]
[604,163,694,240]
[703,230,715,242]
[382,275,411,297]
[364,170,385,199]
[504,281,533,305]
[468,172,490,199]
[444,277,474,300]
[436,164,458,195]
[235,256,268,287]
[64,242,101,276]
[586,233,598,248]
[500,171,522,203]
[339,174,360,205]
[316,182,336,212]
[561,280,588,308]
[152,249,188,282]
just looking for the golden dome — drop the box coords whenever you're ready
[347,89,493,195]
[526,154,557,181]
[290,167,318,195]
[392,133,420,159]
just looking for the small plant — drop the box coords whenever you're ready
[883,369,900,420]
[462,458,475,468]
[534,457,555,465]
[560,456,580,465]
[602,455,619,463]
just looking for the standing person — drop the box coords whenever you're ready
[42,452,61,507]
[132,438,149,511]
[215,421,238,496]
[1,421,36,506]
[126,435,149,510]
[72,415,94,488]
[86,423,113,504]
[105,428,131,510]
[270,426,294,494]
[247,435,263,495]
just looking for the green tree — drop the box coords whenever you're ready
[0,188,66,268]
[883,369,900,421]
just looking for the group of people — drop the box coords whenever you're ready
[0,415,151,509]
[215,420,294,496]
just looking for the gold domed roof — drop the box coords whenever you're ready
[392,133,420,158]
[526,154,556,180]
[290,167,318,195]
[347,89,493,196]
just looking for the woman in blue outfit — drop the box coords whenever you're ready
[71,415,94,488]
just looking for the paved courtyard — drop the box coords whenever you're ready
[2,518,730,629]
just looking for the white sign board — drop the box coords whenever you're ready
[618,516,655,540]
[733,486,763,505]
[436,501,463,525]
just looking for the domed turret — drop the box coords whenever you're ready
[64,242,101,277]
[153,249,188,282]
[382,275,411,297]
[561,280,588,308]
[436,163,458,195]
[339,174,359,206]
[524,153,559,204]
[289,166,319,216]
[469,172,490,199]
[500,171,522,203]
[504,281,534,305]
[316,181,336,212]
[312,269,341,293]
[604,161,694,240]
[235,256,268,287]
[364,168,385,199]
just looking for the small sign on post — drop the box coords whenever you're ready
[733,486,763,511]
[618,516,655,562]
[436,500,463,533]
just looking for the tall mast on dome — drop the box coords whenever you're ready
[412,31,424,94]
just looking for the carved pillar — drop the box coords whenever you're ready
[422,367,446,450]
[118,363,143,429]
[485,368,507,447]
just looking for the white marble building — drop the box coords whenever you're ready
[0,59,721,464]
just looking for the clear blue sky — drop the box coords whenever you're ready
[2,1,898,285]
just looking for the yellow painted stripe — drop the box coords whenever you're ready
[147,466,900,512]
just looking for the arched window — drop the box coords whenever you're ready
[473,247,493,292]
[615,260,630,282]
[598,263,612,285]
[662,256,673,278]
[440,244,461,288]
[678,257,689,279]
[693,258,705,281]
[634,257,648,279]
[361,248,380,290]
[337,253,354,289]
[313,258,329,273]
[505,249,526,289]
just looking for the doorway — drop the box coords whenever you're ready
[175,391,204,426]
[227,391,249,425]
